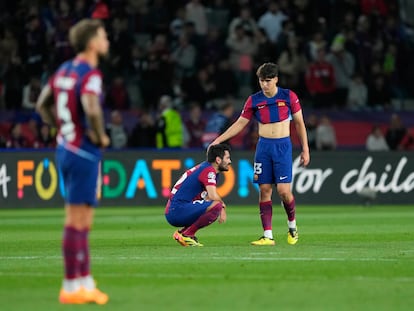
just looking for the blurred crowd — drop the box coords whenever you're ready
[0,0,414,150]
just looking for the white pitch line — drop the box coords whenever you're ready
[0,271,413,283]
[0,255,404,262]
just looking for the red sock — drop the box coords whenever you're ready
[79,229,90,277]
[259,201,273,230]
[62,226,83,279]
[182,202,223,237]
[283,197,296,221]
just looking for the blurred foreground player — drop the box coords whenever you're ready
[165,144,231,246]
[36,19,110,304]
[210,63,310,245]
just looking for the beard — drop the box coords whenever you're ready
[218,163,229,172]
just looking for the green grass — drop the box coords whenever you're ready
[1,205,414,311]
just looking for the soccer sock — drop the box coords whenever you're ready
[79,275,96,291]
[62,226,83,291]
[283,197,296,227]
[259,201,273,238]
[182,202,223,237]
[79,228,91,278]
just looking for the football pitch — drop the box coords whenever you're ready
[1,205,414,311]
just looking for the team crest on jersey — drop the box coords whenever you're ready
[277,101,286,106]
[207,172,216,184]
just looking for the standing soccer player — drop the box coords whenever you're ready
[36,19,110,304]
[210,62,310,245]
[165,144,231,246]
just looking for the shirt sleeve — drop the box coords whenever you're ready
[240,96,254,120]
[81,70,103,96]
[198,167,217,187]
[289,90,302,114]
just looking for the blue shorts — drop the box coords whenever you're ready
[253,136,292,184]
[165,199,211,227]
[56,144,101,207]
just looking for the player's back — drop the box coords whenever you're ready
[50,57,103,154]
[170,162,216,202]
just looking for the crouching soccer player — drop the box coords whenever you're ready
[165,144,231,246]
[36,19,110,304]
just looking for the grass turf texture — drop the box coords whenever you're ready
[1,205,414,311]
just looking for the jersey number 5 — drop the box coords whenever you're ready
[57,91,75,142]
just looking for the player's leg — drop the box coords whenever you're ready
[58,151,108,304]
[181,200,223,238]
[274,138,298,244]
[251,138,276,245]
[167,200,223,246]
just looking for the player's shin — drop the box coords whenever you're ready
[182,202,223,237]
[259,201,273,239]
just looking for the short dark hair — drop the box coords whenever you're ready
[207,144,231,163]
[256,62,279,79]
[69,19,104,53]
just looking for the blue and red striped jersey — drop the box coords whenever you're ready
[49,57,103,149]
[241,87,301,123]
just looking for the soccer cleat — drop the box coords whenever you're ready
[251,236,275,246]
[287,227,299,245]
[82,287,109,305]
[59,288,88,304]
[173,230,204,247]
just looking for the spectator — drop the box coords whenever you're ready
[106,76,130,110]
[277,36,307,92]
[398,129,414,150]
[213,59,238,98]
[305,48,336,108]
[366,125,389,151]
[306,31,327,61]
[171,33,197,80]
[368,73,392,110]
[326,40,355,107]
[347,73,368,110]
[202,100,234,148]
[128,111,156,148]
[226,24,257,96]
[22,76,41,110]
[185,0,208,36]
[156,95,185,149]
[228,6,259,40]
[34,123,56,148]
[23,15,47,76]
[106,110,128,149]
[305,113,318,150]
[316,115,336,150]
[6,123,29,148]
[385,113,407,150]
[257,1,288,44]
[181,67,216,107]
[184,102,206,148]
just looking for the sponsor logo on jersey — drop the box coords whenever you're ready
[207,171,216,184]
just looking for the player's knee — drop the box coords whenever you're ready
[278,191,292,203]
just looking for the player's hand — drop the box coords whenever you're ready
[99,134,110,148]
[207,140,220,152]
[300,149,310,167]
[218,204,227,224]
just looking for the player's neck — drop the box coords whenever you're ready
[76,51,99,67]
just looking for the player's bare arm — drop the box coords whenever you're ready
[206,185,227,223]
[211,116,250,145]
[81,93,110,147]
[292,110,310,167]
[36,85,57,127]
